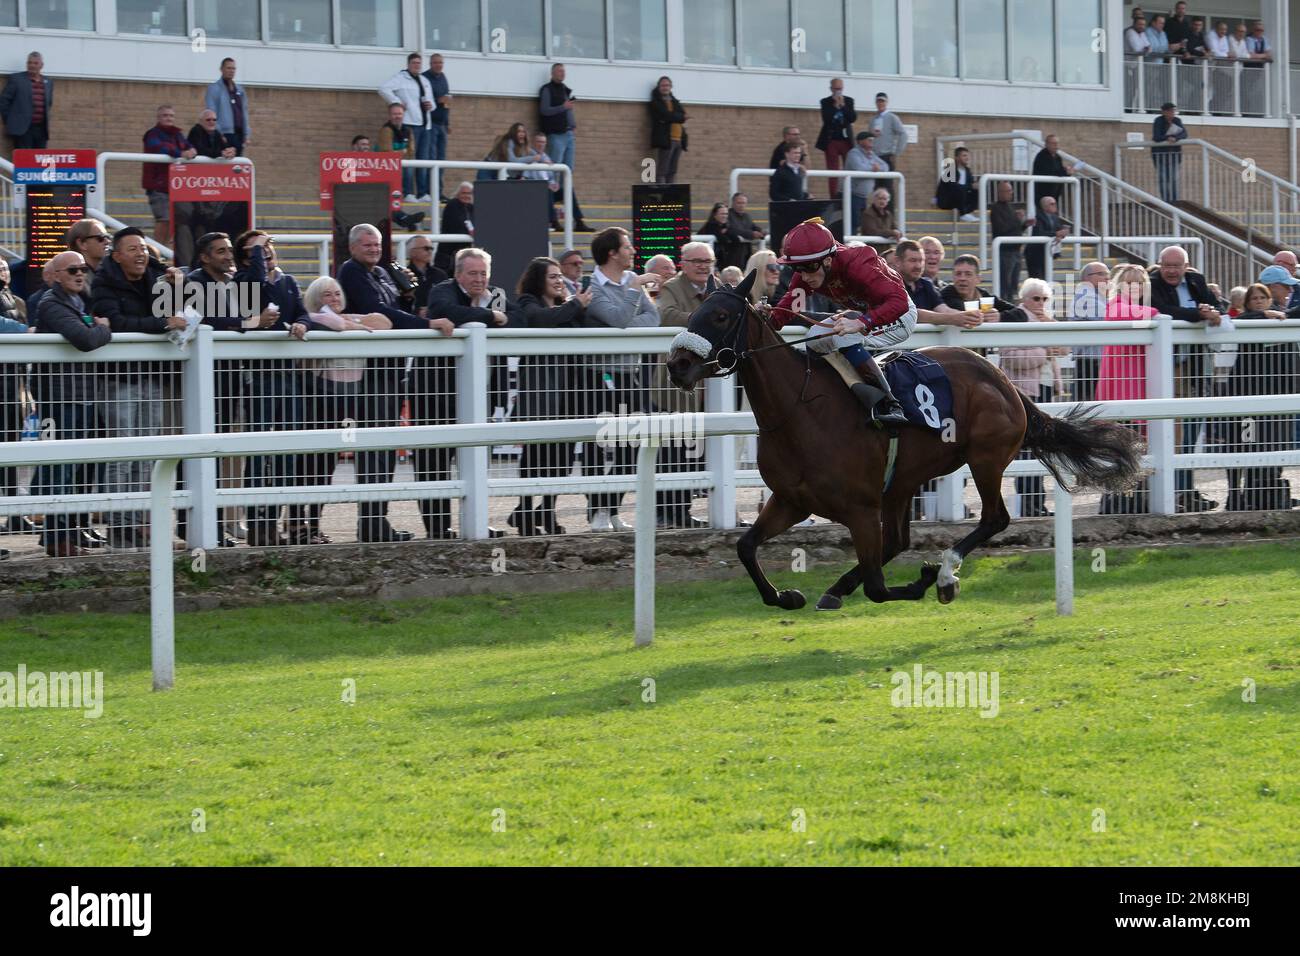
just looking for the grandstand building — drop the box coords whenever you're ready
[1,0,1294,204]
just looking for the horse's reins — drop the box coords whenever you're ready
[702,292,835,376]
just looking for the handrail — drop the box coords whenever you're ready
[90,152,256,223]
[729,168,907,242]
[977,174,1079,267]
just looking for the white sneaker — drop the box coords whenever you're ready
[609,513,633,531]
[795,517,816,527]
[959,213,979,222]
[589,510,612,532]
[418,194,432,202]
[403,194,418,203]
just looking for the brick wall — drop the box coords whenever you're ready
[1,77,1292,210]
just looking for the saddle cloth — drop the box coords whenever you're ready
[879,350,954,434]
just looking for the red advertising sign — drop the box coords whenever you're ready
[168,162,254,202]
[319,152,403,212]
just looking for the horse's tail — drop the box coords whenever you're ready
[1018,393,1145,493]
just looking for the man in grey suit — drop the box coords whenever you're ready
[0,52,53,149]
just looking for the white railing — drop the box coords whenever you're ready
[403,159,574,253]
[1124,56,1273,117]
[977,174,1079,269]
[89,152,256,223]
[990,235,1205,297]
[937,131,1274,289]
[5,391,1298,690]
[728,168,907,243]
[1115,138,1300,247]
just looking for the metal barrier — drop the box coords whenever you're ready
[990,235,1205,297]
[977,174,1080,267]
[728,168,907,242]
[5,392,1298,689]
[1124,56,1273,118]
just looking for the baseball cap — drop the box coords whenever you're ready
[855,131,874,142]
[875,92,888,100]
[1258,265,1299,286]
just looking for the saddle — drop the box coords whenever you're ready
[824,350,954,435]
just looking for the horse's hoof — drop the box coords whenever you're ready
[815,593,843,611]
[936,580,960,604]
[919,562,941,584]
[777,589,807,610]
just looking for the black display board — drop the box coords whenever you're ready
[24,184,85,289]
[473,180,551,291]
[768,200,845,258]
[331,182,392,274]
[632,183,691,271]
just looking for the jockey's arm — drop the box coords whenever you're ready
[770,277,814,329]
[845,252,909,330]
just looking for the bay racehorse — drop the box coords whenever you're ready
[665,270,1143,611]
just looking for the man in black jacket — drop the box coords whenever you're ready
[1027,195,1068,281]
[990,181,1031,297]
[187,109,236,159]
[1148,245,1222,512]
[32,251,111,557]
[816,79,856,199]
[537,63,591,231]
[769,144,809,203]
[424,247,519,539]
[91,227,187,549]
[1030,134,1074,209]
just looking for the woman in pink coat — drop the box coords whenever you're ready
[1097,264,1157,402]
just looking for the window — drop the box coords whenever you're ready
[913,0,957,77]
[849,0,898,74]
[340,0,401,46]
[0,0,17,27]
[1057,0,1102,85]
[795,0,844,72]
[26,0,95,30]
[269,0,332,44]
[425,0,480,52]
[552,0,605,59]
[685,0,735,65]
[962,0,1006,80]
[117,0,185,36]
[612,0,666,62]
[739,0,790,69]
[487,0,544,55]
[194,0,261,41]
[1009,0,1052,82]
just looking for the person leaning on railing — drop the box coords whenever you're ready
[31,251,111,558]
[510,255,595,536]
[89,227,187,551]
[293,276,392,546]
[0,256,33,560]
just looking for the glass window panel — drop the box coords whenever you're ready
[612,0,666,62]
[0,0,17,27]
[194,0,260,41]
[1009,0,1052,81]
[117,0,184,35]
[487,0,544,56]
[848,0,898,74]
[962,0,1006,81]
[552,0,605,59]
[795,0,843,72]
[269,0,333,44]
[684,0,735,65]
[1057,0,1102,85]
[340,0,401,46]
[26,0,95,30]
[425,0,480,52]
[912,0,956,77]
[739,0,790,69]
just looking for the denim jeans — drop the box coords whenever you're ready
[412,126,433,197]
[31,400,94,546]
[546,131,584,223]
[100,378,165,532]
[428,124,447,201]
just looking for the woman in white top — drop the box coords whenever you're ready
[1125,16,1152,54]
[292,277,391,545]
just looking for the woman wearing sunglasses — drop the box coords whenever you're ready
[768,218,913,427]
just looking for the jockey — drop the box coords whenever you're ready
[770,219,915,427]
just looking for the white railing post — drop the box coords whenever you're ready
[457,325,490,539]
[705,377,736,529]
[1053,479,1073,616]
[1201,58,1209,115]
[1201,145,1211,208]
[1100,180,1110,259]
[150,457,179,691]
[935,470,966,522]
[978,178,989,265]
[634,438,658,647]
[183,325,218,550]
[1147,315,1176,514]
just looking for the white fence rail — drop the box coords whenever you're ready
[4,393,1298,690]
[1124,56,1273,118]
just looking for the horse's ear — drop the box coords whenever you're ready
[738,269,758,298]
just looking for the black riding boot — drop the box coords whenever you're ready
[846,351,908,427]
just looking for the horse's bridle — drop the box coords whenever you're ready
[696,289,829,379]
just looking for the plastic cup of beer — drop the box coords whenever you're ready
[979,297,995,313]
[963,300,979,313]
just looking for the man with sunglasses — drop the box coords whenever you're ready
[770,218,912,427]
[32,252,112,557]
